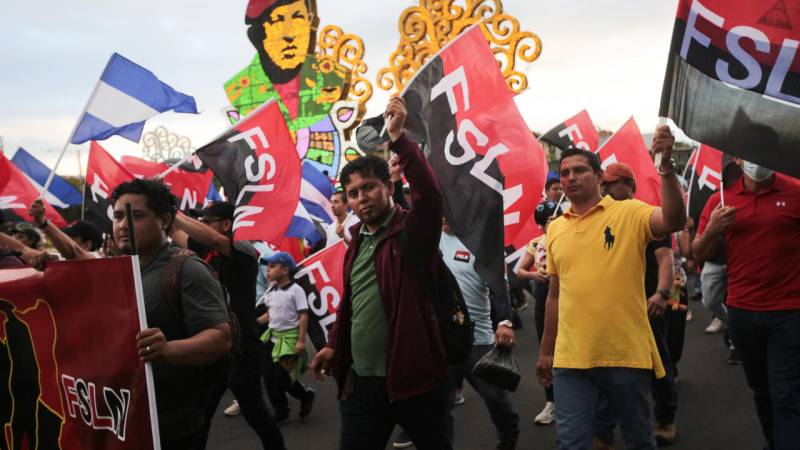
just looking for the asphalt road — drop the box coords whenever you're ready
[206,299,764,450]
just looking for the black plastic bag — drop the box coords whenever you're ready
[472,346,521,392]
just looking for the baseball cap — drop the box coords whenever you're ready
[202,202,234,221]
[534,200,563,226]
[602,162,636,183]
[260,251,297,272]
[62,221,103,251]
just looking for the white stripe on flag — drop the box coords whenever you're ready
[300,180,334,219]
[21,173,69,208]
[85,81,159,127]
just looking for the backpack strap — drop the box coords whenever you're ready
[159,248,196,318]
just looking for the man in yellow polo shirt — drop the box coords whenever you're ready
[536,126,686,450]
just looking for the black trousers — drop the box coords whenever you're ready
[728,307,800,450]
[534,280,555,402]
[263,340,311,415]
[198,341,286,450]
[338,371,452,450]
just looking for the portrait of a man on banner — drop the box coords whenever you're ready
[225,0,372,178]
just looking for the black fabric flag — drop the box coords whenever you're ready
[401,25,548,301]
[660,0,800,178]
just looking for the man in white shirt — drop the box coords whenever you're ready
[324,191,359,245]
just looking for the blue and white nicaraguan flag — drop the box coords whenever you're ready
[70,53,198,144]
[10,148,82,208]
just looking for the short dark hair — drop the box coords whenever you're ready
[339,155,390,190]
[110,178,178,231]
[559,147,603,174]
[331,190,347,203]
[202,201,234,221]
[15,227,42,248]
[545,178,561,191]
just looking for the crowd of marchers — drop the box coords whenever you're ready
[2,97,799,450]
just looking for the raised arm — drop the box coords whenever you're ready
[172,212,232,257]
[29,200,94,260]
[649,126,687,238]
[386,97,443,258]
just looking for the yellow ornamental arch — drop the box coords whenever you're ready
[377,0,543,95]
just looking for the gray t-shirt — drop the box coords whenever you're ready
[439,233,494,346]
[140,243,229,439]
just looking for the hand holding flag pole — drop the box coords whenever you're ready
[655,117,668,168]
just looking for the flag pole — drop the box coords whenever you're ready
[79,146,87,220]
[719,178,725,207]
[156,151,196,180]
[552,192,566,218]
[41,72,105,196]
[684,143,700,216]
[654,117,668,168]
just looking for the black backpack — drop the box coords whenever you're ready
[160,248,242,357]
[401,232,474,365]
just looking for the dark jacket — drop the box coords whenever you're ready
[327,133,447,401]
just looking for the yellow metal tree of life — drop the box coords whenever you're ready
[377,0,542,95]
[226,0,373,177]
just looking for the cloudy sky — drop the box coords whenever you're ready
[0,0,679,175]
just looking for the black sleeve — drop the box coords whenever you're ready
[187,236,206,255]
[393,179,410,210]
[652,234,672,251]
[488,282,513,323]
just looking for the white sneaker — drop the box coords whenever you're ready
[534,401,555,425]
[223,400,240,416]
[453,392,466,406]
[705,317,725,334]
[686,308,693,322]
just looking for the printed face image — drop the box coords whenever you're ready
[262,1,311,70]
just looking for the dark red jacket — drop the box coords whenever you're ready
[327,133,447,401]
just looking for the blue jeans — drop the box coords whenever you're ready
[728,307,800,450]
[594,317,678,443]
[701,262,728,322]
[446,344,519,443]
[339,371,452,450]
[554,368,656,450]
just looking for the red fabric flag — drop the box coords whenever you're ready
[597,118,661,206]
[85,142,135,232]
[0,257,158,449]
[686,143,724,222]
[120,156,214,212]
[0,151,67,227]
[401,24,549,301]
[540,109,601,152]
[196,100,301,244]
[293,240,347,349]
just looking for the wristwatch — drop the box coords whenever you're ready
[657,288,671,301]
[498,320,514,329]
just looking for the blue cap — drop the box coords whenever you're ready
[259,251,297,271]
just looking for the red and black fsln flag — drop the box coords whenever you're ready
[660,0,800,178]
[400,25,548,300]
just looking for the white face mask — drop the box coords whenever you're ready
[742,161,774,182]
